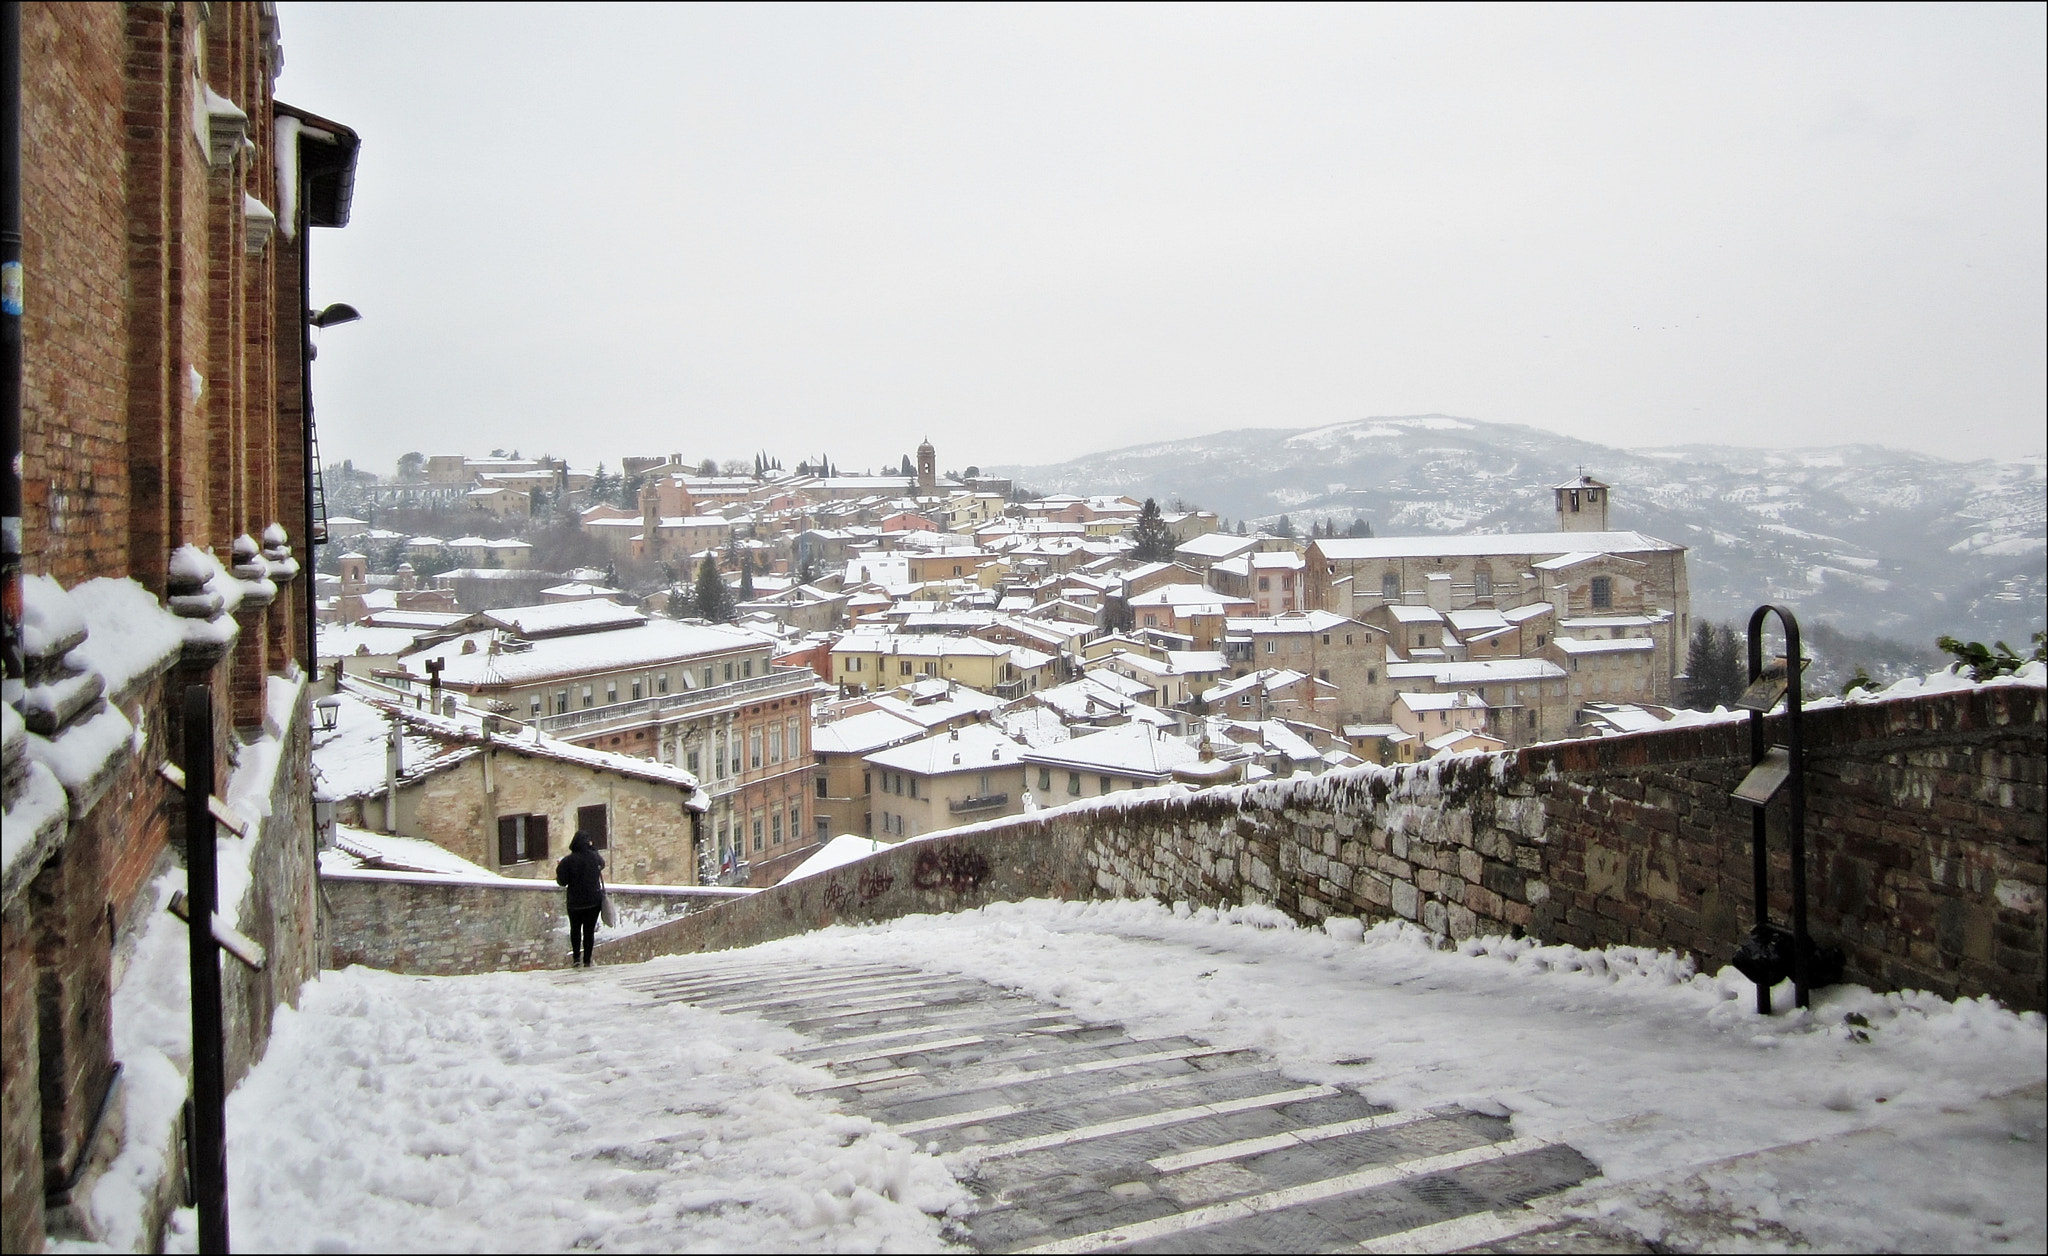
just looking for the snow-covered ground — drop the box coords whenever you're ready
[145,900,2042,1253]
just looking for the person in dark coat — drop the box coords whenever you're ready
[555,831,606,967]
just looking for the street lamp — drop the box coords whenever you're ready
[315,694,341,731]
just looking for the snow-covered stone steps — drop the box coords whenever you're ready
[622,957,1597,1252]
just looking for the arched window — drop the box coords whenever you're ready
[1381,572,1400,601]
[1590,576,1613,610]
[1473,568,1493,598]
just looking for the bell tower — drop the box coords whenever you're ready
[1553,473,1611,533]
[917,438,937,496]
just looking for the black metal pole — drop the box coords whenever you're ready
[1783,611,1809,1009]
[1,1,23,704]
[183,684,230,1253]
[1745,605,1770,1015]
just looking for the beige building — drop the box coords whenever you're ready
[810,709,926,840]
[1222,611,1389,720]
[830,631,1055,700]
[865,724,1031,839]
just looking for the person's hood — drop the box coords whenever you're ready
[570,832,593,853]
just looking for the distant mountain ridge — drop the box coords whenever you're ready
[991,415,2046,647]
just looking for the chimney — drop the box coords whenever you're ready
[1426,572,1453,613]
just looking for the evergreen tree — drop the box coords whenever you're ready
[697,458,717,476]
[1235,520,1247,536]
[1130,497,1176,562]
[1347,518,1373,538]
[899,454,914,478]
[666,585,693,620]
[1684,621,1746,709]
[1275,515,1295,539]
[1103,595,1135,634]
[738,551,756,602]
[602,560,619,589]
[620,472,645,509]
[694,555,733,623]
[590,462,616,504]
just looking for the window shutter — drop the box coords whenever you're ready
[529,814,549,861]
[498,816,520,865]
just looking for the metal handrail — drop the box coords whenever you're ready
[949,792,1009,813]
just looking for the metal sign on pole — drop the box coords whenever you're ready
[182,684,230,1252]
[1727,605,1841,1014]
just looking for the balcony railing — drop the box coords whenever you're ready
[948,792,1009,814]
[534,669,819,735]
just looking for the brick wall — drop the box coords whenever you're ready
[322,876,732,976]
[19,2,130,585]
[6,3,335,1243]
[600,684,2046,1012]
[1,902,47,1253]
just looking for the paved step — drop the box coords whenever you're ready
[623,958,1599,1253]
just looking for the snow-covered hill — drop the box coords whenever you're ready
[992,416,2046,647]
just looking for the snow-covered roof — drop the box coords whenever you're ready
[1021,722,1202,779]
[810,709,926,756]
[1314,530,1681,560]
[866,685,1005,729]
[1129,583,1252,610]
[313,681,706,804]
[1174,532,1262,559]
[864,723,1027,776]
[1396,690,1488,713]
[1226,611,1357,635]
[1385,658,1568,684]
[480,601,647,637]
[401,619,770,687]
[1559,614,1666,629]
[1386,606,1445,624]
[1446,609,1510,633]
[1552,636,1657,656]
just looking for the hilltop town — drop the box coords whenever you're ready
[313,442,1690,887]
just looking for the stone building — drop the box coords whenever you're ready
[1304,477,1690,703]
[391,604,821,882]
[1,5,359,1249]
[316,687,707,885]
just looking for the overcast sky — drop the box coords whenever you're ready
[278,2,2045,477]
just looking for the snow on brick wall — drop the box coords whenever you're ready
[606,684,2044,1010]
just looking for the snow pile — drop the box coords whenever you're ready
[779,834,891,885]
[89,871,195,1251]
[18,572,86,656]
[201,965,968,1253]
[1,703,69,889]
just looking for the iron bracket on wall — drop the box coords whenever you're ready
[1728,604,1843,1014]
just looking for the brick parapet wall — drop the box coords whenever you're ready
[598,685,2045,1011]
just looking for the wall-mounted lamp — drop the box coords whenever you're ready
[315,695,342,731]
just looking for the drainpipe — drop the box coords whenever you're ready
[298,149,317,683]
[1,1,22,705]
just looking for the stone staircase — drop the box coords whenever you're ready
[615,958,1607,1254]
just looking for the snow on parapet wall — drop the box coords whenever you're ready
[67,577,185,698]
[603,674,2044,1012]
[19,572,85,656]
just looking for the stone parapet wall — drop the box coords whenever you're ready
[322,875,741,976]
[599,684,2045,1012]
